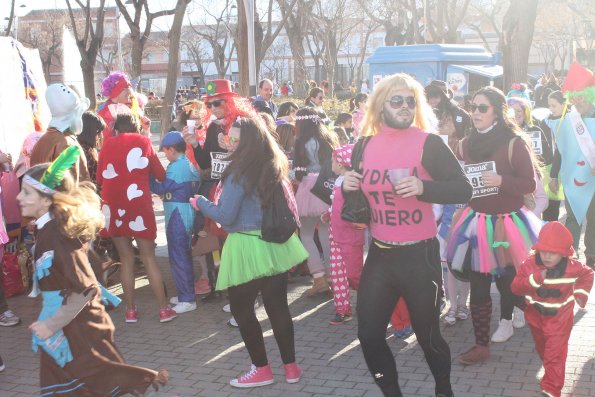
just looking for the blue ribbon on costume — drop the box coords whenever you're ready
[100,285,122,308]
[29,251,55,298]
[32,291,74,368]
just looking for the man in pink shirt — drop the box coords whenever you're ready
[343,73,472,397]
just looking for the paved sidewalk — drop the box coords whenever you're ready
[1,253,595,397]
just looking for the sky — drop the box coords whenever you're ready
[0,0,204,31]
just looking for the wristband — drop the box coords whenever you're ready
[191,196,200,211]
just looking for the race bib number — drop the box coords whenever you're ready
[464,161,499,198]
[527,130,543,155]
[211,152,230,179]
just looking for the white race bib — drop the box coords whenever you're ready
[210,152,230,179]
[527,130,543,156]
[464,161,499,198]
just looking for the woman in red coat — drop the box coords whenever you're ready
[97,113,177,324]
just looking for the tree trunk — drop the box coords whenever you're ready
[159,0,190,137]
[129,35,144,86]
[501,0,539,90]
[80,57,97,108]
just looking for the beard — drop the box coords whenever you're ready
[382,110,414,129]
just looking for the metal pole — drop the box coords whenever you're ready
[243,0,257,97]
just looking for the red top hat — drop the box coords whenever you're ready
[205,79,238,99]
[532,221,574,257]
[562,63,595,94]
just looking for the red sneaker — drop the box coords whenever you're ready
[194,278,211,295]
[159,306,177,323]
[284,362,302,384]
[125,307,138,323]
[230,364,274,388]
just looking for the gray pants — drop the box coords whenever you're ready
[565,199,595,258]
[300,216,330,277]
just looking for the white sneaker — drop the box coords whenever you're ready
[227,317,238,327]
[443,309,456,326]
[171,302,197,314]
[169,296,179,305]
[512,307,525,328]
[223,301,258,314]
[491,319,514,343]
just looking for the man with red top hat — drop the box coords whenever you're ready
[182,79,257,300]
[549,63,595,269]
[512,221,594,397]
[96,72,141,144]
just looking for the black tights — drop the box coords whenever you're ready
[469,268,525,320]
[357,238,452,397]
[228,272,295,367]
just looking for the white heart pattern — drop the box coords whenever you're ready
[102,163,118,179]
[126,147,149,172]
[101,205,111,229]
[115,219,123,228]
[118,209,126,217]
[127,184,143,201]
[129,216,147,232]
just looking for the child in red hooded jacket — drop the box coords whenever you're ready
[511,221,594,397]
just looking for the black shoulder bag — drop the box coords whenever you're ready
[261,182,298,243]
[341,136,371,224]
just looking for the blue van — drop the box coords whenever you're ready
[367,44,502,97]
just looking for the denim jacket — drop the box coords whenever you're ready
[196,174,262,232]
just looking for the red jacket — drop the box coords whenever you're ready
[512,255,593,319]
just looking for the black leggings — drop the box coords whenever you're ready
[228,272,295,367]
[469,268,524,320]
[357,238,452,397]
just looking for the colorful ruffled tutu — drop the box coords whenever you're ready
[446,206,543,275]
[295,173,329,217]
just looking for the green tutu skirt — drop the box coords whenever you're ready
[216,230,309,291]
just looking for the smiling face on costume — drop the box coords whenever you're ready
[470,94,497,131]
[382,88,416,129]
[16,182,52,219]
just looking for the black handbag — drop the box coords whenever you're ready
[261,182,298,243]
[341,137,371,224]
[310,159,337,205]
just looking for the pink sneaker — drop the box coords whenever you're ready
[194,278,211,295]
[125,307,138,323]
[284,362,302,384]
[229,364,274,388]
[159,306,177,323]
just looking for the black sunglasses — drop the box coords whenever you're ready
[386,95,416,109]
[206,99,226,109]
[469,104,491,114]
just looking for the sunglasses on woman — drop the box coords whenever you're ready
[469,104,491,113]
[386,95,416,109]
[206,99,226,109]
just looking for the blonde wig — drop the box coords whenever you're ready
[360,73,437,136]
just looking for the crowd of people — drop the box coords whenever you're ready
[0,62,594,397]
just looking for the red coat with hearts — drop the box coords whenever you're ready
[97,133,165,239]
